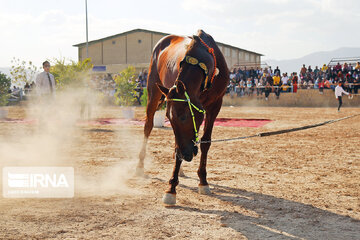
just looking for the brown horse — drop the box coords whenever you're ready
[137,30,229,205]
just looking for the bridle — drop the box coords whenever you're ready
[166,87,205,145]
[165,36,216,146]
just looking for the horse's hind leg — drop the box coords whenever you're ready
[136,83,162,176]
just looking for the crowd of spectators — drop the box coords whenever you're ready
[227,66,298,100]
[299,62,360,93]
[226,61,360,98]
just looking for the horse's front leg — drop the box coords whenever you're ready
[198,100,222,195]
[162,155,182,205]
[198,140,212,195]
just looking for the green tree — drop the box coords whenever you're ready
[10,58,38,86]
[140,88,148,107]
[50,58,93,90]
[0,72,11,106]
[114,66,138,106]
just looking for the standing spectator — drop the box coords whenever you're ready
[243,66,249,80]
[281,73,289,92]
[343,62,349,74]
[256,67,261,76]
[35,61,56,98]
[273,72,282,99]
[268,66,273,76]
[249,67,256,78]
[307,65,313,73]
[321,64,328,73]
[335,81,351,112]
[314,66,320,78]
[300,64,307,79]
[292,72,298,93]
[334,62,342,73]
[355,62,360,73]
[274,66,281,76]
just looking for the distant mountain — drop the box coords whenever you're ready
[263,47,360,74]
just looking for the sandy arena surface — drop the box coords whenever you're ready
[0,105,359,239]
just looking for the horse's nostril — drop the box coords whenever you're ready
[183,154,193,162]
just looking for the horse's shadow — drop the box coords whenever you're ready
[153,177,360,240]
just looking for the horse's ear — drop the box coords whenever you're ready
[175,80,186,95]
[156,83,169,96]
[192,35,200,43]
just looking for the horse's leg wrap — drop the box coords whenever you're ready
[163,156,182,205]
[162,193,176,205]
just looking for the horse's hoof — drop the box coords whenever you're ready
[162,193,176,205]
[198,185,211,195]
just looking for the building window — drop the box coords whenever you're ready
[112,40,116,45]
[232,49,237,58]
[224,47,230,57]
[138,39,142,44]
[256,56,260,63]
[238,51,243,59]
[245,53,249,61]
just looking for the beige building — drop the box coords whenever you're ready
[73,29,263,73]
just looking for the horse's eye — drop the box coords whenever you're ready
[179,114,187,122]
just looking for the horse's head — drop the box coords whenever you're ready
[157,80,205,162]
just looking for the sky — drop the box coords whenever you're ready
[1,0,360,69]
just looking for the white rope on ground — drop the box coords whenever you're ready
[199,114,360,144]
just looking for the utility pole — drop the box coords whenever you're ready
[85,0,89,58]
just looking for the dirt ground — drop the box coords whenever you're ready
[0,105,359,239]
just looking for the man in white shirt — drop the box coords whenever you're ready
[335,81,351,112]
[281,73,289,85]
[35,61,55,97]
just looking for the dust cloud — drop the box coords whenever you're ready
[0,87,142,197]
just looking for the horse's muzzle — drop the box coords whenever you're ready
[176,145,198,162]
